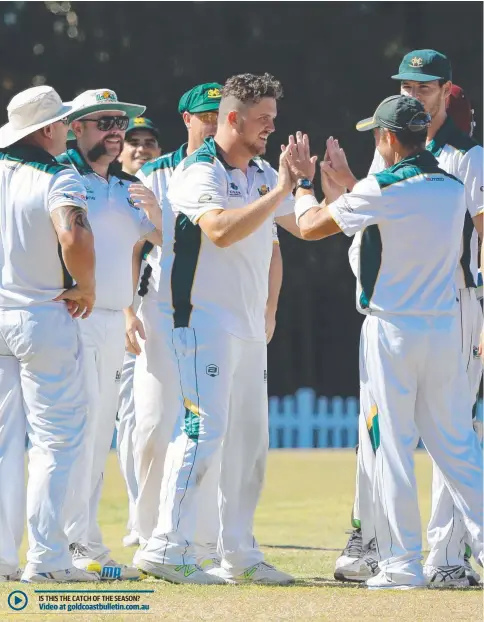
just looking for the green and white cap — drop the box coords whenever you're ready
[68,89,146,122]
[356,95,431,133]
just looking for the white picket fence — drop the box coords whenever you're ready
[269,389,359,449]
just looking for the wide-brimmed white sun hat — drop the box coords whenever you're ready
[68,89,146,123]
[0,85,78,148]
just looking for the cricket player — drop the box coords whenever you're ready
[129,83,283,568]
[134,73,300,585]
[0,86,99,583]
[126,84,223,557]
[334,50,483,586]
[116,117,161,548]
[287,95,483,589]
[59,89,162,581]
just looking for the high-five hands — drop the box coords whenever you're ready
[321,137,357,191]
[282,131,318,182]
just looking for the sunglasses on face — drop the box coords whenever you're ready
[194,111,218,124]
[81,116,129,131]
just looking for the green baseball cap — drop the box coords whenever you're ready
[178,82,223,114]
[356,95,431,133]
[391,49,452,82]
[126,117,159,140]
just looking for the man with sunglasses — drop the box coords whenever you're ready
[328,51,483,588]
[58,89,162,581]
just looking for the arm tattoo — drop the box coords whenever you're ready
[52,205,92,233]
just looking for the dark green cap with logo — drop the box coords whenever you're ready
[178,82,223,114]
[392,49,452,82]
[356,95,431,133]
[126,117,159,140]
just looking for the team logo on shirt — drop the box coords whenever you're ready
[473,346,480,359]
[115,370,122,382]
[410,57,423,68]
[206,364,219,377]
[229,182,242,197]
[258,184,270,196]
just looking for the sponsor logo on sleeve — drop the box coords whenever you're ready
[198,193,213,203]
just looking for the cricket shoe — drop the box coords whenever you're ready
[364,570,427,590]
[21,567,100,583]
[206,561,295,585]
[424,564,470,588]
[334,528,363,571]
[123,530,140,548]
[136,559,226,585]
[198,557,221,572]
[334,538,379,582]
[71,544,140,580]
[464,547,481,585]
[0,569,22,582]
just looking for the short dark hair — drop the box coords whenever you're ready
[222,73,283,105]
[393,127,428,149]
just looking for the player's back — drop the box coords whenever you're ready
[0,145,85,307]
[350,157,466,321]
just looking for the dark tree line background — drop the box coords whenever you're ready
[0,1,482,398]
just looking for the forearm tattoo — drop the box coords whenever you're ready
[53,205,92,233]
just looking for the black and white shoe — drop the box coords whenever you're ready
[424,564,470,588]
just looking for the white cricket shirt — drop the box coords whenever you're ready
[351,118,483,289]
[58,148,155,311]
[165,137,293,341]
[330,150,466,318]
[0,144,88,307]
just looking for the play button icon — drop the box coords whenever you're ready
[8,590,28,611]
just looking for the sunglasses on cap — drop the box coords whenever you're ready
[81,116,129,131]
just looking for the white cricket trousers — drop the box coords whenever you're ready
[133,302,220,557]
[65,308,125,558]
[427,287,483,566]
[0,303,88,574]
[116,351,138,534]
[353,287,483,557]
[139,322,268,573]
[361,314,483,582]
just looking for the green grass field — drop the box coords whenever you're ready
[0,450,482,621]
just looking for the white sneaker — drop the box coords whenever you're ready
[0,569,22,582]
[199,557,221,572]
[365,570,427,590]
[136,560,226,585]
[424,564,470,588]
[464,550,481,585]
[98,559,140,581]
[123,531,140,548]
[71,546,140,581]
[70,543,102,574]
[334,538,379,582]
[21,567,100,583]
[334,528,363,571]
[207,562,295,585]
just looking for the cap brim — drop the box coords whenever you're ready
[126,126,159,140]
[68,102,146,123]
[391,72,444,82]
[0,101,75,149]
[356,116,378,132]
[187,102,221,114]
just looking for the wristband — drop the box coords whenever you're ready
[295,193,319,225]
